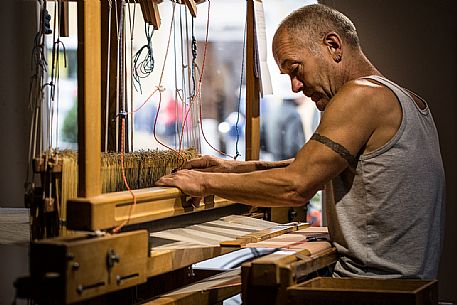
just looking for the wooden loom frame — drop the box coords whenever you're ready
[67,0,261,231]
[26,4,341,304]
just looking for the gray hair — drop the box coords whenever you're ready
[275,4,359,52]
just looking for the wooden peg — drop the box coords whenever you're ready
[183,0,197,17]
[59,1,69,37]
[147,0,161,30]
[139,0,152,24]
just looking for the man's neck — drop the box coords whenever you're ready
[345,52,382,82]
[327,50,382,98]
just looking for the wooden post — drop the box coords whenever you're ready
[59,1,69,37]
[77,0,101,198]
[245,0,260,161]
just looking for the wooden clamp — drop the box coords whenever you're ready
[30,230,149,304]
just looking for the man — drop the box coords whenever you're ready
[156,4,445,279]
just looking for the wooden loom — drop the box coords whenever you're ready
[27,0,261,238]
[23,1,337,304]
[23,0,261,236]
[57,1,249,233]
[67,0,261,233]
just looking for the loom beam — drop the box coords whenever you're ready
[77,0,101,198]
[245,0,261,161]
[66,187,234,231]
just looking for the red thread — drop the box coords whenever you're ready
[179,0,235,161]
[112,117,137,233]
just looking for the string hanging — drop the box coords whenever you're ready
[190,15,199,151]
[173,0,237,161]
[186,0,238,160]
[113,2,182,232]
[104,0,113,152]
[190,14,197,98]
[127,0,137,152]
[26,2,52,193]
[234,22,247,160]
[172,8,180,149]
[132,23,155,93]
[137,2,189,166]
[38,0,67,151]
[112,114,136,233]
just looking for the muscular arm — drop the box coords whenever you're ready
[157,80,400,207]
[158,137,347,207]
[200,139,349,207]
[183,155,293,173]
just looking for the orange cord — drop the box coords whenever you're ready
[112,4,177,233]
[178,0,236,163]
[112,117,137,233]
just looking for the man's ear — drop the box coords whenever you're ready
[324,32,343,63]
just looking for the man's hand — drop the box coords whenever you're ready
[156,169,207,197]
[183,155,241,173]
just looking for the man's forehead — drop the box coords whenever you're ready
[273,30,292,49]
[272,38,295,62]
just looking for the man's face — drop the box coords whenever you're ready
[273,32,331,111]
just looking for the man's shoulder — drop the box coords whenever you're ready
[323,77,403,155]
[329,77,397,113]
[339,78,390,99]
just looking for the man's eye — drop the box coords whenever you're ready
[291,66,299,75]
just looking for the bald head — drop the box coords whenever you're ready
[274,4,360,54]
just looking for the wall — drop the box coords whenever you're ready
[320,0,457,302]
[0,0,36,208]
[0,2,36,303]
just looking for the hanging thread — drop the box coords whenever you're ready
[235,22,247,160]
[132,23,155,93]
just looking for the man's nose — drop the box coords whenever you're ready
[291,77,303,93]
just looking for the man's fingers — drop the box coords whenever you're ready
[183,158,209,169]
[155,175,176,186]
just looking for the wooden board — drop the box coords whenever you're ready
[66,187,235,231]
[147,246,223,278]
[220,222,309,248]
[145,269,241,305]
[243,226,330,250]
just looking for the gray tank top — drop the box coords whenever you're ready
[325,75,445,279]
